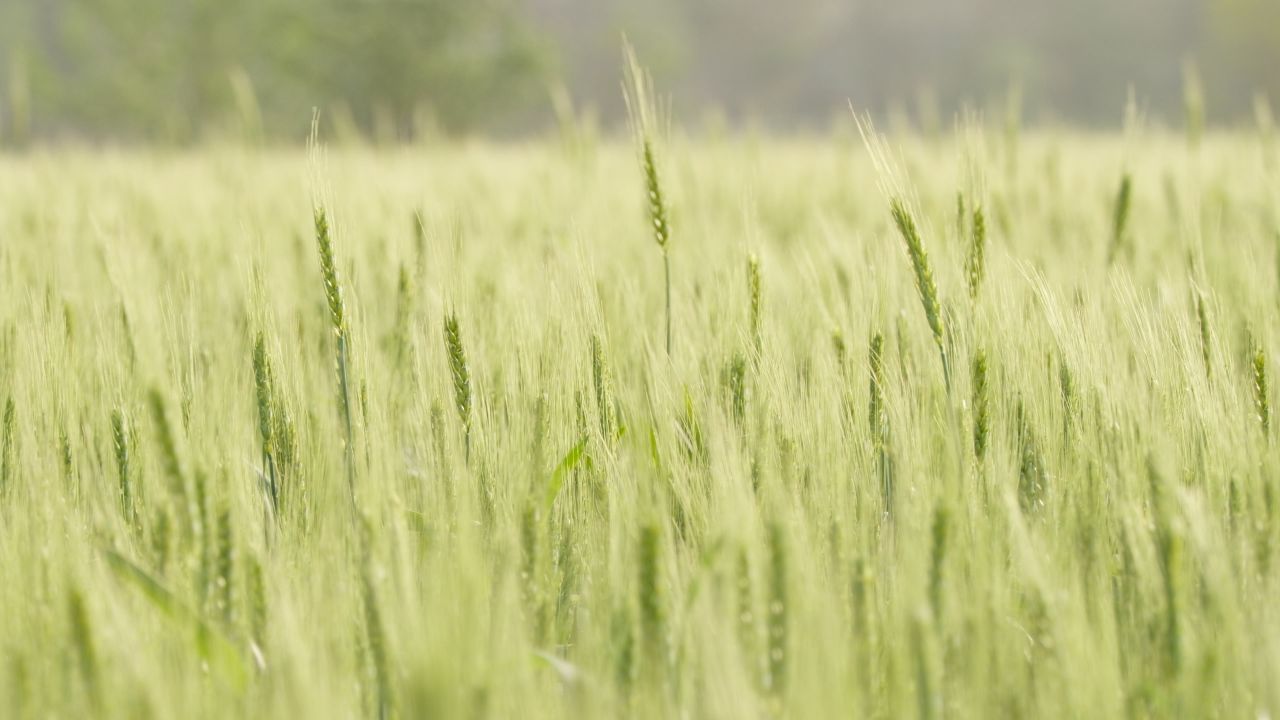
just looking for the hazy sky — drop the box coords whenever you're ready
[525,0,1275,130]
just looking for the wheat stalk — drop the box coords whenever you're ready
[971,349,990,464]
[1253,337,1271,436]
[591,333,614,440]
[748,253,762,355]
[1107,173,1133,265]
[624,42,674,356]
[361,566,393,720]
[111,408,135,529]
[313,208,358,516]
[966,204,987,302]
[148,389,200,546]
[443,311,473,460]
[251,334,279,515]
[868,332,894,517]
[1195,290,1212,379]
[890,198,951,389]
[1,397,15,495]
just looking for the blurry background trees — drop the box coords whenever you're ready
[0,0,1277,143]
[0,0,546,143]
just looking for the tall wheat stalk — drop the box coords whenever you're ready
[889,199,951,389]
[1253,336,1270,436]
[868,332,893,517]
[110,408,135,529]
[1,397,15,495]
[971,349,989,464]
[314,208,358,516]
[1195,290,1212,379]
[623,42,674,356]
[747,253,762,355]
[251,334,279,516]
[965,204,986,302]
[443,311,473,461]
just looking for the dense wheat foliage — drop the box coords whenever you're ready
[1,126,1279,718]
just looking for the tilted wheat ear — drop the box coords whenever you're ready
[623,41,674,356]
[889,199,950,389]
[313,207,358,516]
[444,311,473,460]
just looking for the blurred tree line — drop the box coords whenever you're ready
[0,0,545,143]
[1,0,1278,143]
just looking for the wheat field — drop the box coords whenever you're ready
[0,122,1278,718]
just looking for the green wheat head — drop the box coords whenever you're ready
[966,204,987,302]
[314,208,347,339]
[641,140,671,250]
[591,333,614,440]
[1253,338,1270,435]
[110,408,133,526]
[1,397,15,494]
[972,349,990,463]
[252,334,275,451]
[444,311,473,453]
[313,205,357,516]
[1195,291,1212,379]
[624,43,670,252]
[889,198,949,384]
[748,253,762,352]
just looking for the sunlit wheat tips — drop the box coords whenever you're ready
[889,198,950,388]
